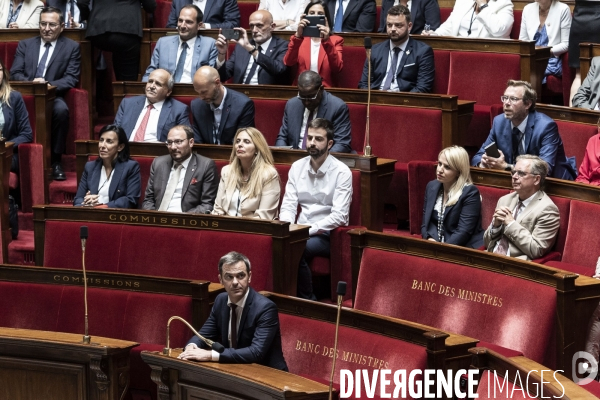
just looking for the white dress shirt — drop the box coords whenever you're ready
[97,165,115,205]
[379,39,409,91]
[165,153,192,212]
[490,190,537,255]
[280,154,353,235]
[242,37,272,85]
[211,288,250,361]
[66,0,81,28]
[259,0,308,30]
[310,39,320,73]
[176,36,197,84]
[131,99,165,142]
[297,105,319,148]
[38,38,57,78]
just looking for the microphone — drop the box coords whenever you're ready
[328,281,347,400]
[363,37,373,156]
[80,226,91,344]
[163,316,225,356]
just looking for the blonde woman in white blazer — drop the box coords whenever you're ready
[520,0,571,56]
[0,0,43,29]
[423,0,514,39]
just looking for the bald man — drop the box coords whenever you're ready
[215,10,289,85]
[190,66,255,144]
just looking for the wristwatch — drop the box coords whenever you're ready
[248,46,257,55]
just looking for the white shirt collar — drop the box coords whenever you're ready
[512,115,529,133]
[145,98,165,112]
[211,86,228,111]
[227,287,250,308]
[256,37,272,52]
[175,153,193,169]
[179,35,197,48]
[389,37,409,53]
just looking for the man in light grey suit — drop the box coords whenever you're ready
[143,5,217,83]
[484,155,560,261]
[572,56,600,110]
[142,125,218,213]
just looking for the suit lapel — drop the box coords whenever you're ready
[129,97,147,140]
[156,99,171,142]
[395,38,412,78]
[423,181,441,228]
[108,161,125,200]
[316,91,329,118]
[236,43,252,83]
[377,41,391,82]
[342,0,359,22]
[203,0,216,23]
[317,42,326,72]
[89,160,103,193]
[45,37,64,72]
[192,35,203,72]
[516,191,543,222]
[220,296,231,347]
[217,95,232,138]
[523,111,536,154]
[181,154,196,199]
[238,288,254,344]
[156,158,173,206]
[169,36,179,71]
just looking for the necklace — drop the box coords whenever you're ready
[436,187,447,243]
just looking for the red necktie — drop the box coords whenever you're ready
[132,104,154,142]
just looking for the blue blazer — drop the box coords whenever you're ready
[10,35,81,96]
[74,158,141,208]
[189,288,288,371]
[326,0,376,32]
[191,88,255,145]
[378,0,440,34]
[358,37,434,93]
[421,180,484,249]
[218,37,289,85]
[3,91,33,149]
[166,0,240,29]
[275,90,352,153]
[114,96,190,142]
[472,110,577,180]
[142,35,217,82]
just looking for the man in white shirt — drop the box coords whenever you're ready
[280,118,353,299]
[484,155,560,261]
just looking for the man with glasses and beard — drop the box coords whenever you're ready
[275,70,352,153]
[142,125,218,213]
[471,79,576,180]
[279,118,353,300]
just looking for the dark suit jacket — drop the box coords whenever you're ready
[327,0,376,32]
[421,180,484,248]
[166,0,240,29]
[78,0,156,38]
[114,96,190,142]
[378,0,441,34]
[218,37,289,85]
[46,0,89,27]
[142,153,218,213]
[471,110,577,180]
[189,288,288,371]
[358,37,434,93]
[275,91,352,153]
[10,35,81,96]
[73,158,141,208]
[191,88,255,145]
[3,91,33,149]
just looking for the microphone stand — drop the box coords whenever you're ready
[80,226,91,344]
[364,38,373,156]
[163,316,225,356]
[329,281,347,400]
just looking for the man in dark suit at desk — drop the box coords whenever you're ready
[327,0,376,32]
[215,10,289,85]
[142,125,218,213]
[358,5,434,93]
[10,6,81,181]
[378,0,440,34]
[179,251,288,371]
[166,0,240,29]
[275,71,352,153]
[191,66,255,144]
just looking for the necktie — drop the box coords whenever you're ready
[173,41,188,82]
[158,163,183,211]
[243,45,262,84]
[301,109,315,149]
[67,0,75,27]
[333,0,344,32]
[230,303,238,348]
[382,47,401,91]
[494,201,524,255]
[512,127,525,161]
[35,42,51,79]
[132,104,154,142]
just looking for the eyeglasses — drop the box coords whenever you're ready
[40,22,60,29]
[165,139,187,147]
[500,96,523,104]
[510,169,536,178]
[297,87,321,101]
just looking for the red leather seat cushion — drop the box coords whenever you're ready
[338,46,366,89]
[254,99,287,145]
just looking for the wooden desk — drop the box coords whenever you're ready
[0,327,137,400]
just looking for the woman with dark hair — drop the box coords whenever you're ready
[283,0,343,87]
[74,125,141,208]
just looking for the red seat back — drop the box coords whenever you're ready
[337,46,366,89]
[561,200,600,270]
[238,3,258,28]
[154,0,171,28]
[253,98,287,145]
[477,185,511,230]
[548,196,570,256]
[555,120,597,169]
[347,103,366,153]
[433,50,451,94]
[510,10,522,40]
[440,7,452,23]
[5,42,17,71]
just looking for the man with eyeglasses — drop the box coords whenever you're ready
[10,6,80,181]
[142,125,218,213]
[114,69,190,143]
[275,70,352,153]
[471,80,576,180]
[484,155,559,261]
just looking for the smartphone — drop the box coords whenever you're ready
[222,29,240,41]
[304,15,326,38]
[484,142,501,158]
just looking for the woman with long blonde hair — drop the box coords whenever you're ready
[212,127,281,219]
[421,146,484,248]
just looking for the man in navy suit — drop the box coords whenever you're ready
[215,10,289,85]
[10,6,81,181]
[378,0,440,34]
[166,0,240,29]
[327,0,376,32]
[114,69,190,142]
[143,5,217,83]
[191,66,255,144]
[46,0,90,28]
[179,251,288,370]
[358,5,434,93]
[472,80,577,181]
[276,71,352,153]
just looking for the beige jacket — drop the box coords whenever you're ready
[0,0,44,29]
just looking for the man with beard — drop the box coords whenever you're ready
[471,80,576,180]
[358,5,434,93]
[143,5,217,83]
[190,66,255,144]
[114,69,190,142]
[275,71,352,153]
[279,118,353,300]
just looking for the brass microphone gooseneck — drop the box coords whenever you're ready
[163,316,225,356]
[329,281,347,400]
[80,226,91,344]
